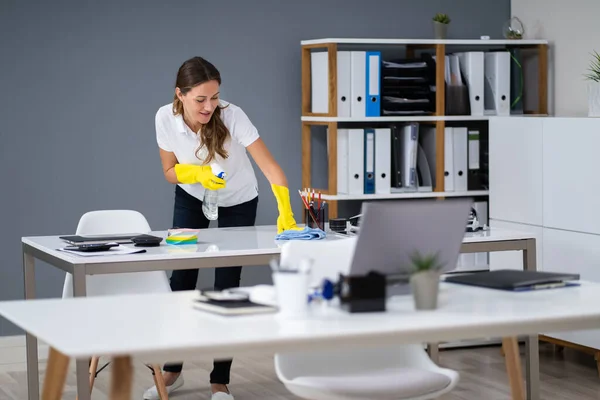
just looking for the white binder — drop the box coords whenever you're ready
[484,51,511,116]
[456,52,484,116]
[310,51,328,113]
[374,128,391,194]
[336,129,349,194]
[348,129,364,195]
[350,51,366,118]
[453,127,468,192]
[337,51,351,118]
[444,127,454,191]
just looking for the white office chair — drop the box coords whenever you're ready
[275,239,460,400]
[62,210,171,399]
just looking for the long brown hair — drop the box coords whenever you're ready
[172,56,229,164]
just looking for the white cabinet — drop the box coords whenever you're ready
[489,116,600,351]
[489,117,543,226]
[542,227,600,349]
[543,118,600,235]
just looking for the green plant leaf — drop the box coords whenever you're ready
[432,13,450,24]
[584,50,600,81]
[408,249,446,272]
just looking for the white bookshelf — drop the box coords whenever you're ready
[319,190,489,201]
[301,115,546,123]
[301,38,549,46]
[300,37,549,218]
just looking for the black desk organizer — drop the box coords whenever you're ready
[337,271,386,313]
[380,54,436,116]
[380,53,470,116]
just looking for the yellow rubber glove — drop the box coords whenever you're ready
[174,164,226,190]
[272,184,304,234]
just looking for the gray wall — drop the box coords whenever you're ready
[0,0,509,336]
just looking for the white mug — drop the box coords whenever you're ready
[272,270,309,318]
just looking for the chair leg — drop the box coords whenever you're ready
[151,364,169,400]
[502,337,525,400]
[42,347,70,400]
[75,356,100,400]
[89,356,100,394]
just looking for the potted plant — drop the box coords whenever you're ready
[432,13,450,39]
[585,51,600,117]
[503,16,525,40]
[408,250,445,310]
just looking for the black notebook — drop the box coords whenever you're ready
[59,234,138,245]
[192,297,277,316]
[444,269,580,291]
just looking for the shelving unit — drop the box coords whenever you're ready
[300,38,549,219]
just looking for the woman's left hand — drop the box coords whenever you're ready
[272,184,304,234]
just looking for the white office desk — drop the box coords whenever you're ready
[20,225,537,400]
[2,281,592,400]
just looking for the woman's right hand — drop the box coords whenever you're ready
[174,164,226,190]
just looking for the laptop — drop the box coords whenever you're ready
[349,198,473,281]
[444,270,580,291]
[59,234,138,245]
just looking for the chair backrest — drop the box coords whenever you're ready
[62,210,170,298]
[76,210,151,235]
[279,237,357,288]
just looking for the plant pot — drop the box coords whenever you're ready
[433,22,448,39]
[588,82,600,117]
[410,270,441,310]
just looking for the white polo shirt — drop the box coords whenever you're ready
[155,101,260,207]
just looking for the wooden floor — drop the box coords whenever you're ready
[1,342,599,399]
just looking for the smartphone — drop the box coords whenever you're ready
[64,243,119,252]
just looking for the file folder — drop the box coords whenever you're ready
[444,127,454,191]
[350,51,366,118]
[403,123,419,190]
[337,51,351,118]
[311,51,328,113]
[374,128,391,194]
[391,126,403,188]
[419,126,437,190]
[336,128,349,194]
[452,127,468,191]
[348,129,364,195]
[484,51,511,116]
[473,201,489,266]
[468,129,480,170]
[416,144,433,192]
[456,52,484,116]
[448,55,462,86]
[364,129,375,194]
[366,51,381,117]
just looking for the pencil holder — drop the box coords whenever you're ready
[305,206,326,231]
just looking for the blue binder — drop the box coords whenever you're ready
[364,129,375,194]
[365,51,381,117]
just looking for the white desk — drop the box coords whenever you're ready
[20,225,537,400]
[2,281,593,400]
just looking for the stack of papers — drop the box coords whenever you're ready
[57,245,146,257]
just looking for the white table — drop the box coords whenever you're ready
[20,225,537,400]
[3,280,593,400]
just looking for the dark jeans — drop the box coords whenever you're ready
[163,185,258,384]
